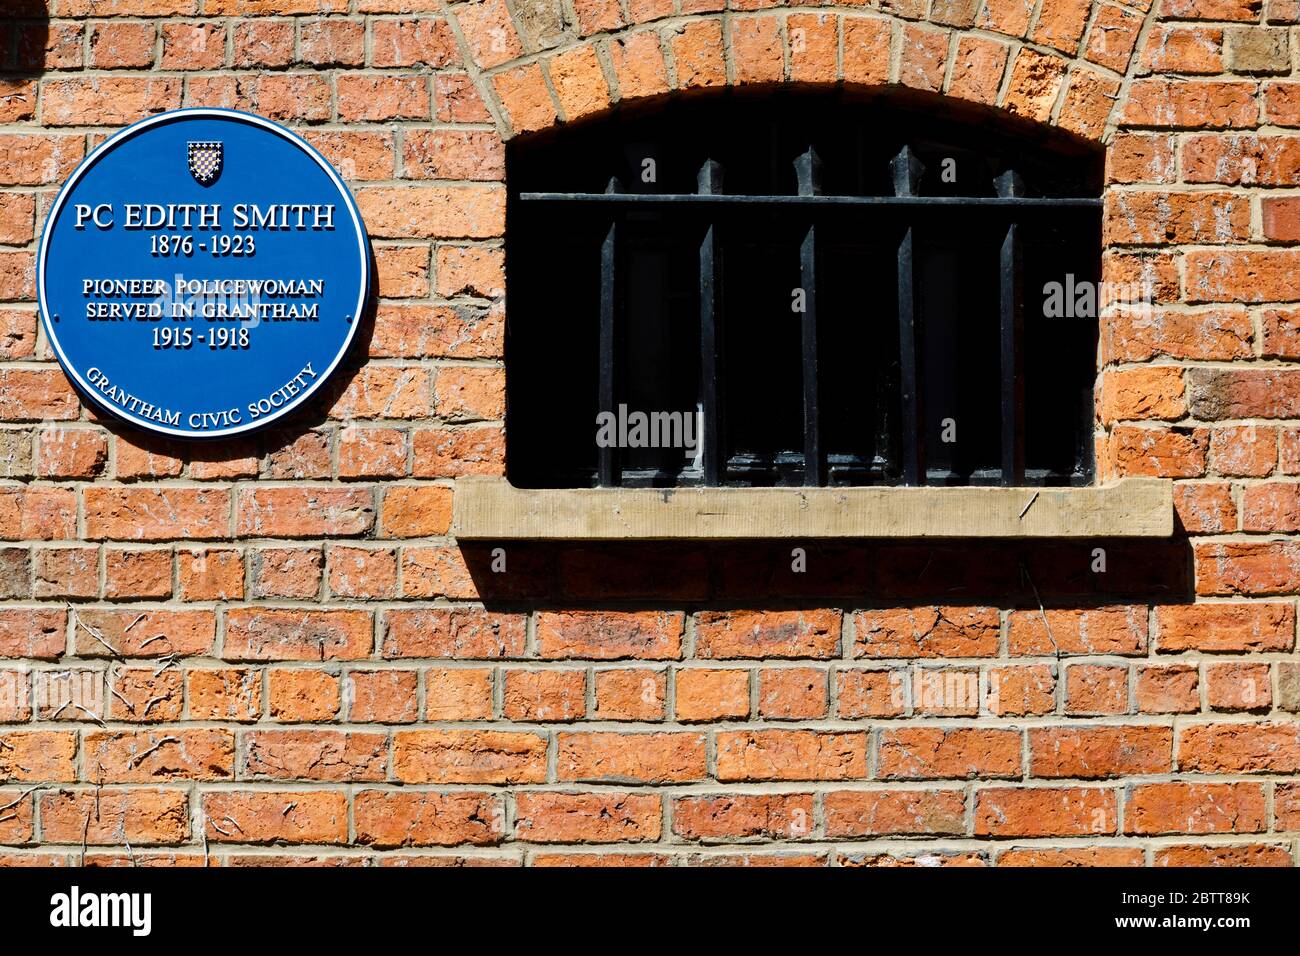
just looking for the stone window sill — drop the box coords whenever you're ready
[450,477,1173,540]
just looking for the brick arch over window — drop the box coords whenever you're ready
[441,0,1158,145]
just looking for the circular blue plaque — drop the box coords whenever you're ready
[38,108,370,438]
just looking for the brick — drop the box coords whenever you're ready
[203,791,347,845]
[177,549,244,601]
[0,369,76,420]
[327,546,398,599]
[1196,540,1300,595]
[1156,603,1293,653]
[357,186,504,240]
[371,18,459,68]
[411,426,504,478]
[371,305,501,359]
[537,610,682,660]
[1225,25,1289,74]
[788,14,837,85]
[675,669,749,722]
[1137,664,1200,714]
[669,20,726,92]
[0,431,32,479]
[1139,26,1224,75]
[843,16,892,87]
[609,29,671,99]
[716,730,868,782]
[1174,482,1237,534]
[824,789,965,837]
[1182,135,1300,186]
[1085,4,1143,72]
[1124,80,1258,129]
[374,245,430,298]
[1103,426,1208,478]
[758,667,826,719]
[265,431,330,480]
[85,487,229,541]
[0,731,76,781]
[975,787,1117,837]
[232,20,295,67]
[899,24,948,92]
[347,670,417,723]
[337,75,429,121]
[252,548,322,599]
[1211,425,1277,477]
[1098,366,1185,422]
[1206,662,1271,711]
[557,732,706,783]
[856,607,999,658]
[298,17,364,66]
[237,487,374,538]
[1003,48,1067,124]
[305,131,396,181]
[493,64,556,134]
[453,0,524,70]
[1154,844,1293,867]
[594,668,665,720]
[108,668,183,722]
[86,729,233,783]
[674,793,812,841]
[187,669,262,721]
[879,728,1021,780]
[1065,664,1129,716]
[836,669,907,718]
[425,667,493,720]
[378,486,452,538]
[948,35,1010,106]
[161,22,224,69]
[74,609,214,658]
[1106,133,1177,186]
[356,790,501,847]
[435,246,504,300]
[1127,782,1266,834]
[1029,726,1173,778]
[1104,191,1249,246]
[34,546,97,600]
[0,487,76,541]
[435,73,492,123]
[269,669,341,722]
[516,792,661,843]
[433,366,504,421]
[500,669,583,722]
[730,15,783,86]
[383,608,526,659]
[0,196,35,247]
[978,0,1035,36]
[393,730,547,783]
[0,134,84,187]
[103,549,172,600]
[41,77,181,127]
[403,129,503,182]
[40,789,188,845]
[697,608,839,659]
[241,729,386,781]
[988,664,1056,716]
[226,609,372,662]
[401,547,475,600]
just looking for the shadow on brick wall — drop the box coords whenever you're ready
[1,1,48,78]
[459,536,1195,611]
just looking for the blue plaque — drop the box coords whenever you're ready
[38,108,370,439]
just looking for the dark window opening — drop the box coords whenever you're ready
[506,91,1102,489]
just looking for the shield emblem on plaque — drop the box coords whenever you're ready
[187,141,223,186]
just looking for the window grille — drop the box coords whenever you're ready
[506,93,1102,490]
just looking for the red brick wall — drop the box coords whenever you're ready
[0,0,1298,866]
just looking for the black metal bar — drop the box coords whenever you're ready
[597,176,622,487]
[996,170,1025,486]
[796,147,823,487]
[893,146,925,486]
[698,159,723,485]
[519,192,1100,208]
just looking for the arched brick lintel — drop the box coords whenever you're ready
[448,4,1159,146]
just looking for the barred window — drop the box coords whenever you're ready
[505,91,1101,490]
